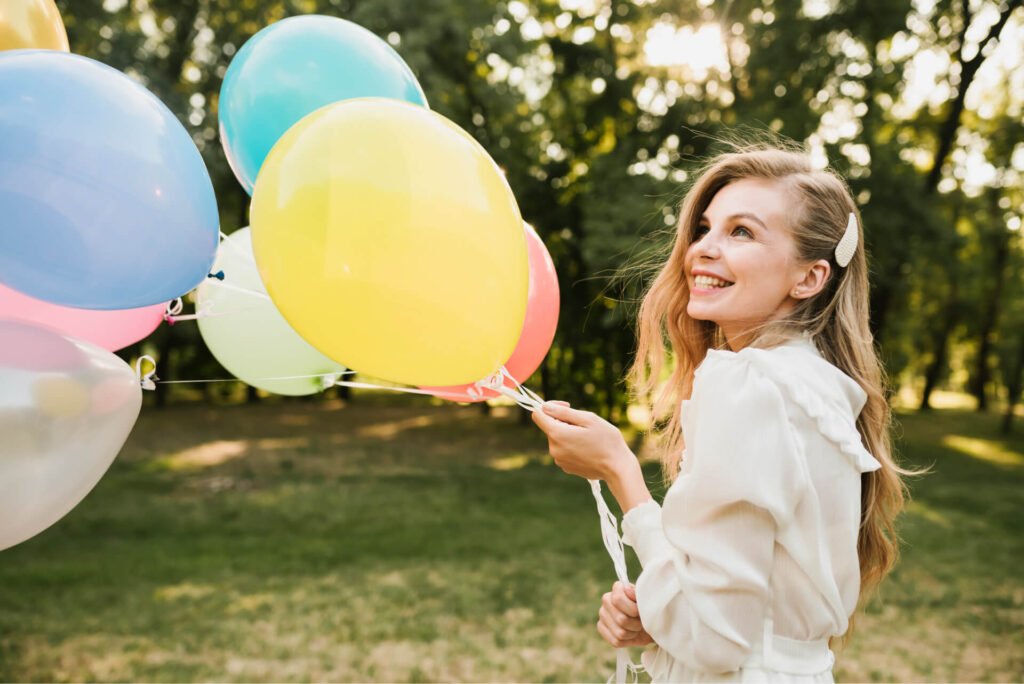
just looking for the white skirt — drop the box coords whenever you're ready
[640,620,835,683]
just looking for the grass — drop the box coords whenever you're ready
[0,394,1021,682]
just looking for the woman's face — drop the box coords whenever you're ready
[683,178,809,350]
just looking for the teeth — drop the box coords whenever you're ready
[694,275,732,289]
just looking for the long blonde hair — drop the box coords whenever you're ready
[629,145,909,606]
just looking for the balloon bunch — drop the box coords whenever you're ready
[0,7,560,549]
[0,0,219,549]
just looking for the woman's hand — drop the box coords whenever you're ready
[530,401,634,481]
[597,581,653,648]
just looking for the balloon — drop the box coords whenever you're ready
[0,282,165,352]
[251,98,528,387]
[0,319,142,551]
[0,50,219,309]
[423,224,559,401]
[0,0,69,52]
[196,228,346,396]
[219,14,427,194]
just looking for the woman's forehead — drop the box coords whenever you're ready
[703,178,790,228]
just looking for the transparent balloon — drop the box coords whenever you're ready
[196,227,346,396]
[0,319,142,551]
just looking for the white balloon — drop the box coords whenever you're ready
[196,227,345,395]
[0,319,141,551]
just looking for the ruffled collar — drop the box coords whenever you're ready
[693,334,880,473]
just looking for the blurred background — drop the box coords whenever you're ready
[1,0,1022,682]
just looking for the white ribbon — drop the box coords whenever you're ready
[135,355,157,390]
[476,368,640,684]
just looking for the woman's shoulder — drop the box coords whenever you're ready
[692,336,879,472]
[696,335,861,408]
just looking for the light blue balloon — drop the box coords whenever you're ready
[0,50,219,310]
[219,14,428,194]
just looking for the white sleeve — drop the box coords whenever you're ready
[620,353,807,674]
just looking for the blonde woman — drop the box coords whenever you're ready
[532,146,909,682]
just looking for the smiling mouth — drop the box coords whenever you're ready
[692,275,734,290]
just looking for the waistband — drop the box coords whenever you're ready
[742,617,835,676]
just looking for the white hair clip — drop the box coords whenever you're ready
[835,212,858,267]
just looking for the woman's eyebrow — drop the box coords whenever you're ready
[728,212,767,229]
[698,212,768,229]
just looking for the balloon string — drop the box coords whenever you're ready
[136,355,157,390]
[163,297,264,324]
[204,278,272,300]
[483,367,639,684]
[154,370,355,386]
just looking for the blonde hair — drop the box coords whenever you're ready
[629,144,910,611]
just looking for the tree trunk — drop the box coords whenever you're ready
[925,0,1021,193]
[971,199,1011,411]
[919,295,958,410]
[880,0,1021,343]
[1001,333,1024,434]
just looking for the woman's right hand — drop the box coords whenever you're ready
[597,581,654,648]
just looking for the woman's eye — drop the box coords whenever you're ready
[733,225,753,238]
[694,225,710,239]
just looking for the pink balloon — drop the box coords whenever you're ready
[424,224,559,402]
[0,283,165,352]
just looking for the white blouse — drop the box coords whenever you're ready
[621,336,881,683]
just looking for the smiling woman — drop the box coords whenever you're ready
[530,144,916,683]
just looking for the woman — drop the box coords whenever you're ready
[532,146,909,682]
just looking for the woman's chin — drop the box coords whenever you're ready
[686,303,715,321]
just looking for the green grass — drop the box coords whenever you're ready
[0,397,1021,682]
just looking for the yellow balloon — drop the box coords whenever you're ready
[0,0,69,52]
[251,98,528,386]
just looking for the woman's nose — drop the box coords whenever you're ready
[691,232,722,259]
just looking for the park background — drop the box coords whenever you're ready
[1,0,1023,681]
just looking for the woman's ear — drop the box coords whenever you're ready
[790,259,831,299]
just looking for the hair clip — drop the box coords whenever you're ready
[835,212,858,267]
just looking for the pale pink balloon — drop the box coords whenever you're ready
[424,224,560,402]
[0,283,165,352]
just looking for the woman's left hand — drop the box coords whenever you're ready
[531,401,634,481]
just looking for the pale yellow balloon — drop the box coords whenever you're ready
[32,375,90,418]
[251,98,528,386]
[0,0,70,52]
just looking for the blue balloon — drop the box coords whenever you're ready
[219,15,428,194]
[0,50,219,310]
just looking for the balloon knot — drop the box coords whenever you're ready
[207,270,225,281]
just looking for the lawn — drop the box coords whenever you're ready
[0,394,1021,682]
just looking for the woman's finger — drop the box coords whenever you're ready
[600,604,643,639]
[596,618,623,648]
[612,590,640,619]
[530,408,561,435]
[541,401,592,426]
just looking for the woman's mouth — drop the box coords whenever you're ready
[692,274,734,291]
